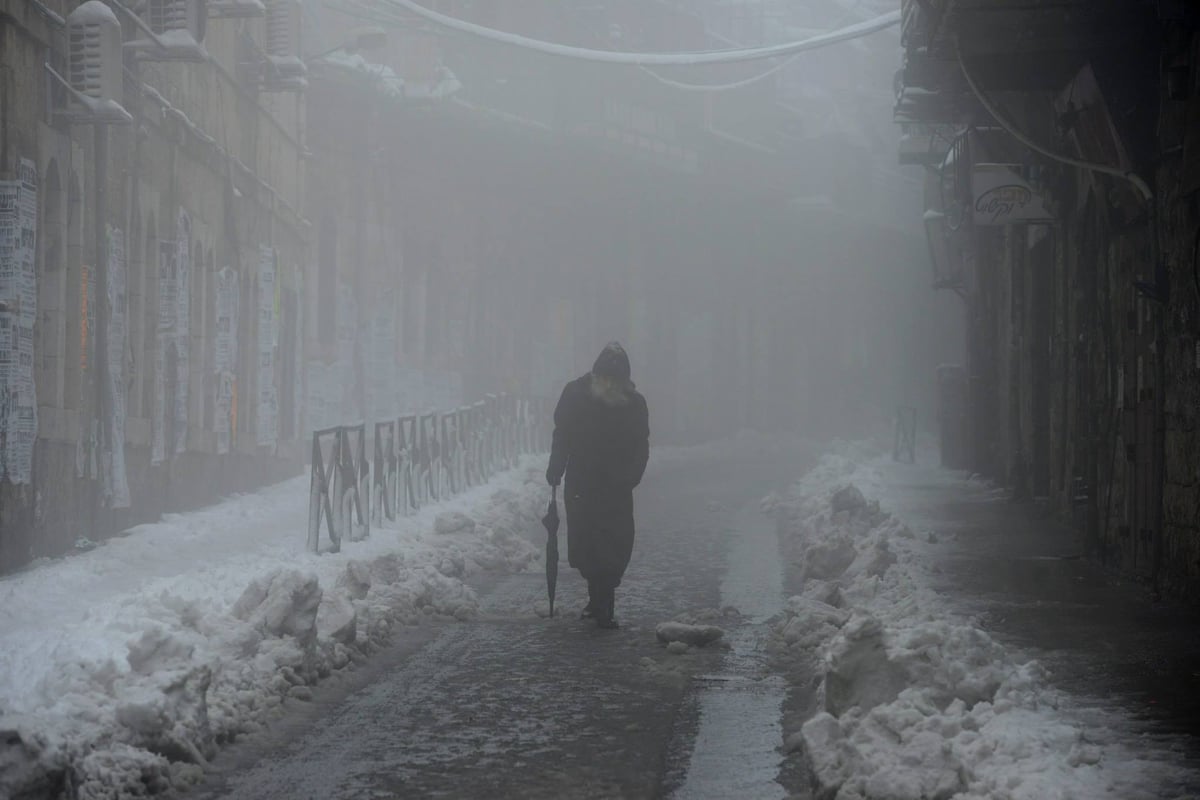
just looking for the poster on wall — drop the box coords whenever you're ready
[214,266,238,454]
[152,239,177,465]
[0,159,37,484]
[75,263,97,480]
[367,293,398,422]
[425,370,463,412]
[395,365,425,415]
[292,268,303,440]
[304,361,333,435]
[173,211,190,455]
[104,226,130,508]
[337,282,357,419]
[256,245,277,447]
[336,282,356,370]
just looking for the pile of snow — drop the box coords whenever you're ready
[318,52,462,103]
[0,460,548,799]
[649,429,811,470]
[771,447,1192,800]
[655,621,725,648]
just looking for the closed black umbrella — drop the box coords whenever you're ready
[542,487,559,617]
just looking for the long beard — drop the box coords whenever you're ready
[589,373,632,406]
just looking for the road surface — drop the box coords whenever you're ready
[190,444,811,799]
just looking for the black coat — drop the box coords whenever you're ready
[546,375,649,587]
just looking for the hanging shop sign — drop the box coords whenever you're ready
[971,163,1055,226]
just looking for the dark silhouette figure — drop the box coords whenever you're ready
[546,343,650,629]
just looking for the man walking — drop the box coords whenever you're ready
[546,343,650,629]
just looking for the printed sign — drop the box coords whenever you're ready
[173,211,190,455]
[104,226,130,508]
[0,159,38,484]
[971,164,1055,226]
[152,239,176,465]
[367,293,398,421]
[256,245,277,447]
[291,267,303,439]
[214,266,238,454]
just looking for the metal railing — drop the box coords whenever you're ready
[308,423,370,553]
[309,393,551,553]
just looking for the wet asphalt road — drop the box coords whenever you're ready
[189,445,811,800]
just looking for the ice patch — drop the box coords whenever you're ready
[656,622,726,648]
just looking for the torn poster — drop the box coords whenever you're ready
[104,225,130,508]
[214,266,238,454]
[0,159,38,484]
[173,210,190,455]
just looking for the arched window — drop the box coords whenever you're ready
[37,160,64,408]
[63,171,84,411]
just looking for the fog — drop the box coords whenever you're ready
[9,4,1200,798]
[0,0,962,580]
[303,0,963,445]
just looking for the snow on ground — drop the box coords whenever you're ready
[0,459,549,799]
[770,443,1196,800]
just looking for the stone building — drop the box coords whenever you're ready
[896,0,1200,599]
[0,0,574,572]
[0,0,316,569]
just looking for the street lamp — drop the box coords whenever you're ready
[921,208,969,296]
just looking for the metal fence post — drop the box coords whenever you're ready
[307,395,551,551]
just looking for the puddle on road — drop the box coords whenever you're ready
[673,502,788,800]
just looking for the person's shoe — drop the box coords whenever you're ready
[595,593,618,629]
[595,614,619,630]
[580,602,597,620]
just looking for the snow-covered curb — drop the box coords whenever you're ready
[0,460,548,799]
[769,446,1190,800]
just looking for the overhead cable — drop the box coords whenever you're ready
[636,53,805,92]
[383,0,900,66]
[956,40,1152,202]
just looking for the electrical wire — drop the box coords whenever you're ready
[382,0,900,66]
[636,53,802,93]
[28,0,66,27]
[956,39,1153,202]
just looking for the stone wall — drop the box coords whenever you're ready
[958,60,1200,600]
[0,0,307,570]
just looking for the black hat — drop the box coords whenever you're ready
[592,342,631,381]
